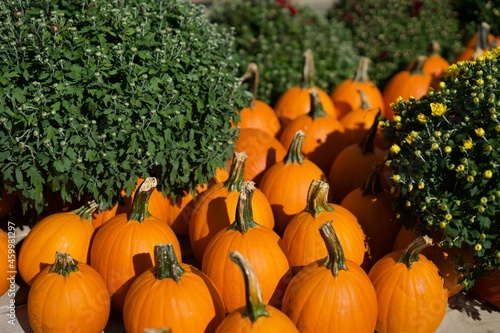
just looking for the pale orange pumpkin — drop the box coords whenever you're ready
[274,49,336,126]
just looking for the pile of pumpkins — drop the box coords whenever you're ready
[2,30,500,333]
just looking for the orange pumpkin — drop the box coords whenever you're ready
[330,56,385,119]
[407,41,450,91]
[215,251,299,333]
[0,231,14,296]
[27,252,110,333]
[368,236,448,333]
[471,269,500,309]
[328,117,386,204]
[274,49,336,126]
[18,201,98,286]
[340,162,401,271]
[189,152,275,264]
[382,55,433,121]
[232,128,287,186]
[282,222,377,332]
[259,130,327,235]
[283,179,367,274]
[123,243,225,333]
[89,177,181,312]
[202,181,292,313]
[279,88,347,175]
[234,63,281,138]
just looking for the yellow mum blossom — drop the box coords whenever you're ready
[410,131,418,138]
[396,96,404,104]
[404,135,414,144]
[463,138,474,150]
[390,144,401,154]
[430,103,448,117]
[484,170,493,179]
[475,128,485,137]
[444,63,460,80]
[417,114,427,123]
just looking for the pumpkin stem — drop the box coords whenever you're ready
[398,235,433,269]
[49,251,80,277]
[224,151,247,192]
[230,181,258,234]
[154,243,185,282]
[300,49,315,88]
[475,22,491,58]
[144,328,172,333]
[308,87,327,120]
[229,250,269,323]
[240,63,260,109]
[127,177,157,223]
[361,162,385,196]
[353,56,372,83]
[357,88,372,110]
[428,40,441,56]
[359,109,381,155]
[319,221,348,277]
[408,55,427,75]
[73,200,99,223]
[305,179,335,217]
[283,130,306,165]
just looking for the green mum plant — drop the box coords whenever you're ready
[0,0,247,215]
[209,0,360,106]
[383,48,500,287]
[328,0,463,89]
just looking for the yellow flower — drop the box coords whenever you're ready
[417,113,427,123]
[475,244,482,251]
[418,181,425,189]
[393,115,402,122]
[463,138,474,150]
[475,128,485,137]
[444,63,460,80]
[390,144,401,154]
[444,146,452,153]
[484,170,493,179]
[404,135,413,144]
[430,103,448,117]
[409,131,418,138]
[396,96,404,104]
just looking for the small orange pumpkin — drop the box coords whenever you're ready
[368,236,448,333]
[215,251,299,333]
[259,130,327,235]
[274,49,336,126]
[282,222,377,332]
[18,201,98,286]
[202,181,292,313]
[123,243,225,333]
[27,251,110,333]
[407,41,450,91]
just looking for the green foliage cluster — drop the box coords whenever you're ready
[208,0,360,106]
[0,0,248,214]
[383,49,500,287]
[328,0,464,89]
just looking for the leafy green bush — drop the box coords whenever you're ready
[383,49,500,287]
[209,0,360,106]
[328,0,463,89]
[0,0,247,214]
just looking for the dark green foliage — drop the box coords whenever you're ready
[209,0,360,106]
[329,0,463,89]
[0,0,248,214]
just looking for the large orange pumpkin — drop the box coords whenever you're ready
[123,243,225,333]
[89,177,181,312]
[215,251,299,333]
[382,55,433,121]
[282,179,367,274]
[18,201,98,286]
[274,49,336,126]
[282,222,377,332]
[368,236,448,333]
[189,152,275,264]
[202,181,292,313]
[259,130,327,235]
[279,88,347,175]
[0,231,14,296]
[330,56,385,119]
[27,252,110,333]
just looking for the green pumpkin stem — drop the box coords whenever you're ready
[359,109,381,155]
[353,56,371,83]
[73,200,99,222]
[230,181,258,234]
[308,87,327,120]
[300,49,315,88]
[361,162,385,196]
[398,235,433,269]
[305,179,335,218]
[127,177,157,223]
[240,63,260,107]
[229,250,269,323]
[224,151,247,192]
[409,55,427,75]
[49,251,80,277]
[319,221,348,277]
[284,130,306,165]
[154,243,184,282]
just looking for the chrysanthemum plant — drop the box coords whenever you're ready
[383,48,500,288]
